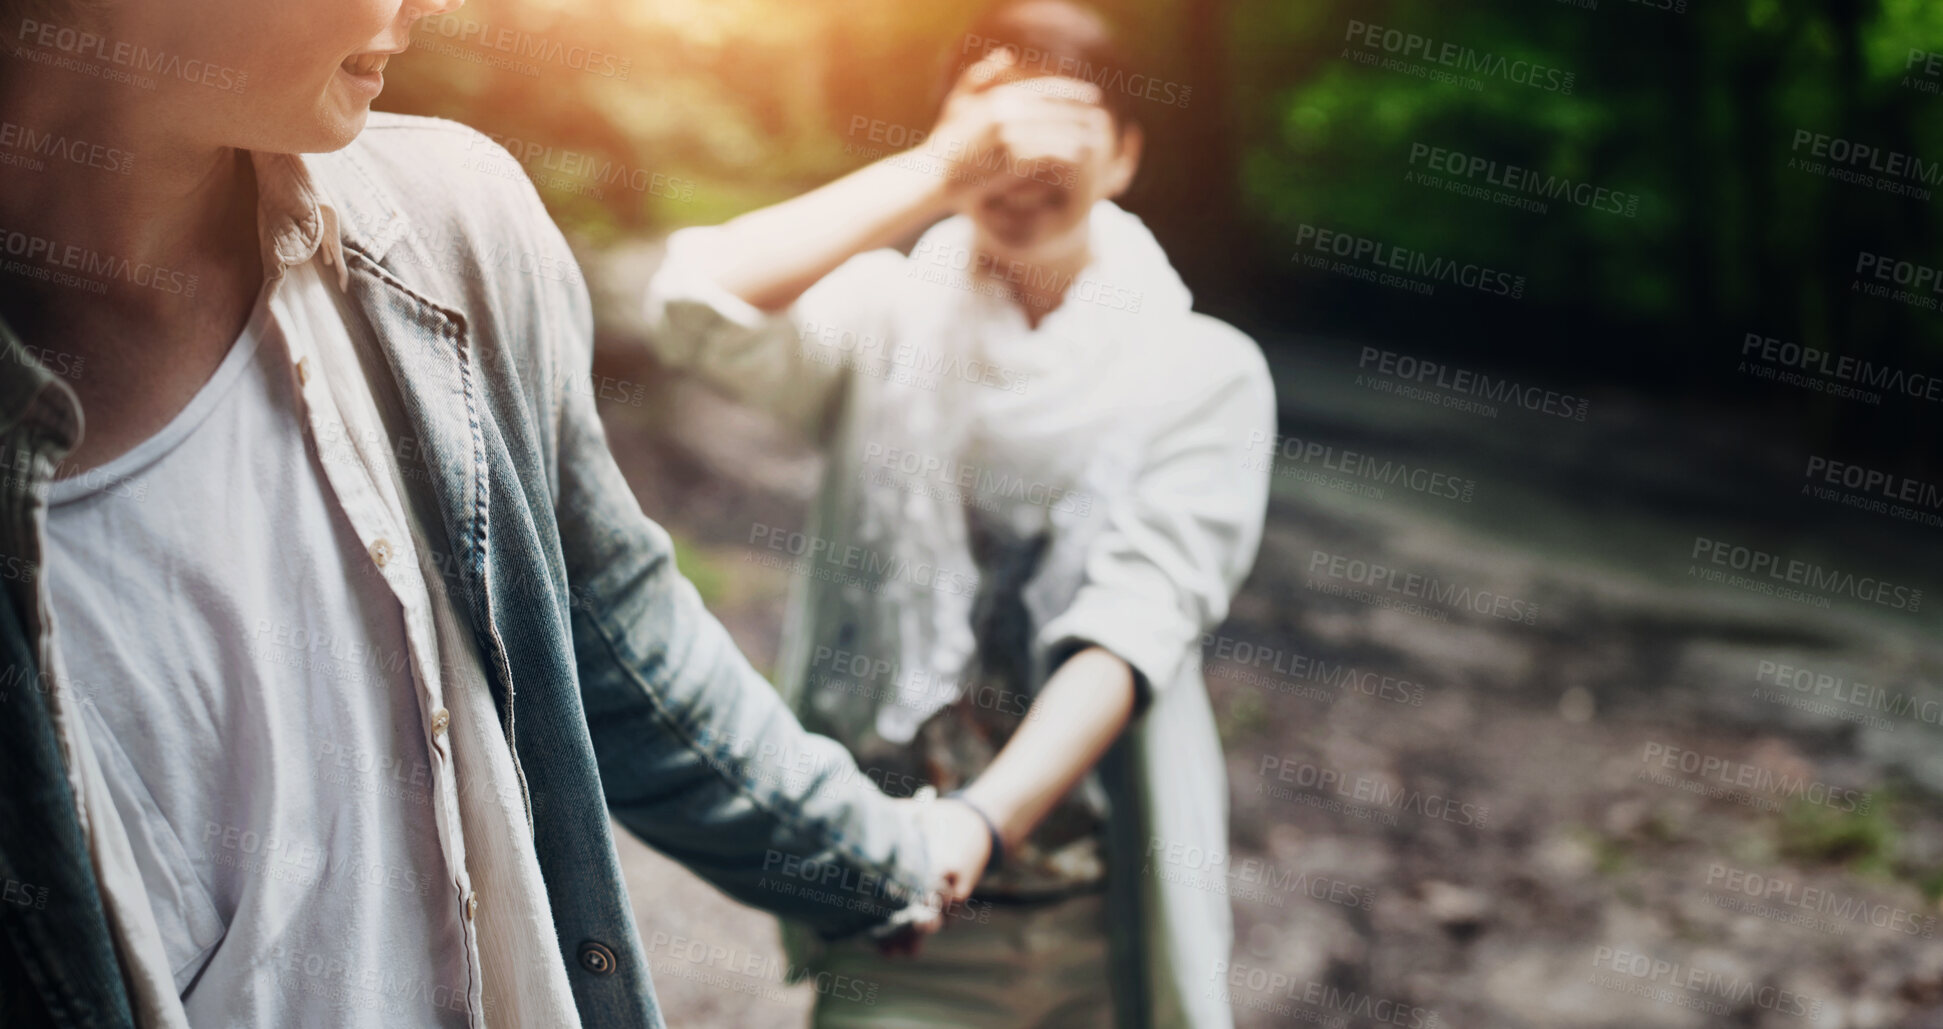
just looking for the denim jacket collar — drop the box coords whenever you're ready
[295,145,412,270]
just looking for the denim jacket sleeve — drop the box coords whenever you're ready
[550,226,936,938]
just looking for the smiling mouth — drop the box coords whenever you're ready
[342,53,389,76]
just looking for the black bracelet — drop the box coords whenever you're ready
[944,789,1005,873]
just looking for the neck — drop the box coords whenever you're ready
[0,65,257,327]
[974,219,1093,328]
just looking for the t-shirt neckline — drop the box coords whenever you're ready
[45,299,272,507]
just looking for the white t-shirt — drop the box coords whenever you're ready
[44,299,473,1026]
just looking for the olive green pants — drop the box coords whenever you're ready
[808,892,1114,1029]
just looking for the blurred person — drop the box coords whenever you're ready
[0,0,997,1024]
[641,3,1275,1026]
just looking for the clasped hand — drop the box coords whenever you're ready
[874,794,996,956]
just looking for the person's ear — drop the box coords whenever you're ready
[1102,122,1143,199]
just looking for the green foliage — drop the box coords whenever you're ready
[377,0,1941,382]
[380,0,973,240]
[1776,792,1896,874]
[1233,0,1942,366]
[668,531,731,607]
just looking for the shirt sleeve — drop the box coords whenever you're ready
[1035,318,1278,704]
[641,226,905,444]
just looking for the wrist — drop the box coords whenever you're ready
[944,789,1006,873]
[906,156,961,218]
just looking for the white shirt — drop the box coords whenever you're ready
[39,151,581,1028]
[46,282,476,1026]
[644,200,1275,1029]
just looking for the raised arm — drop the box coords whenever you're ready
[642,55,1110,441]
[688,52,1035,312]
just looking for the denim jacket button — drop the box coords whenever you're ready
[578,940,616,975]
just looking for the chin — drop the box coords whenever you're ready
[307,108,372,154]
[234,108,368,157]
[975,218,1044,254]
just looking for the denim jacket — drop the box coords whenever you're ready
[0,113,933,1028]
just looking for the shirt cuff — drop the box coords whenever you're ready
[642,228,778,348]
[1036,586,1193,710]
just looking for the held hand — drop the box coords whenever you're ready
[875,795,995,957]
[921,796,995,907]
